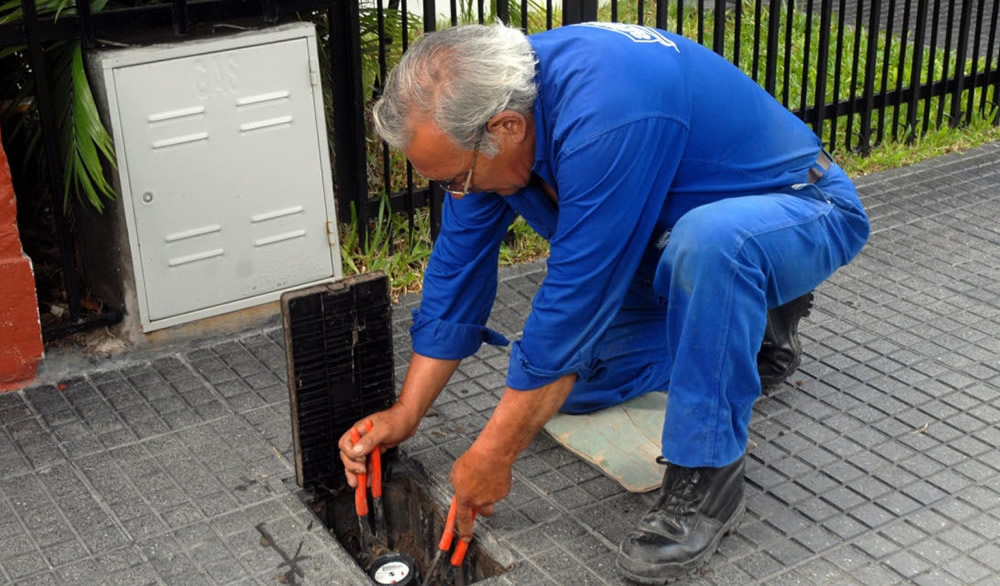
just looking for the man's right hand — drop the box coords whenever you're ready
[338,404,419,488]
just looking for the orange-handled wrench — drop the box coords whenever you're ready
[422,498,475,585]
[349,426,374,556]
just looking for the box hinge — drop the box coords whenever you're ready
[327,220,337,246]
[309,59,321,87]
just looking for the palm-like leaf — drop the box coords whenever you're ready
[1,0,117,213]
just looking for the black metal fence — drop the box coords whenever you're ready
[0,0,997,338]
[357,0,999,242]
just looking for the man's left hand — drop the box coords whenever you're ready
[450,442,514,540]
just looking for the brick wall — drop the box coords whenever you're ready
[0,128,44,391]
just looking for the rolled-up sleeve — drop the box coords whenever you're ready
[411,190,517,360]
[507,117,689,390]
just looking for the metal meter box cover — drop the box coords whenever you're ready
[87,23,342,332]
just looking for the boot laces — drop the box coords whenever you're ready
[655,458,703,515]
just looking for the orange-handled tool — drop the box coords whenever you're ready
[349,426,375,556]
[421,497,475,585]
[365,420,389,542]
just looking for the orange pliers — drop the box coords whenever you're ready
[421,497,475,585]
[350,420,388,555]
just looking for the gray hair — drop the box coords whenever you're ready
[371,24,538,157]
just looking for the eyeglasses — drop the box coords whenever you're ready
[441,135,482,197]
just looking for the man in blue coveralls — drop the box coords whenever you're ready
[340,23,870,583]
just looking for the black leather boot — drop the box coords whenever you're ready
[616,456,746,584]
[757,292,814,389]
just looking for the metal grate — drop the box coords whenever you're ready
[281,272,395,492]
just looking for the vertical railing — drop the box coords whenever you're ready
[355,0,1000,241]
[563,0,598,25]
[985,0,1000,121]
[949,0,972,125]
[21,0,81,323]
[8,0,126,339]
[173,0,190,35]
[890,0,911,140]
[330,0,369,247]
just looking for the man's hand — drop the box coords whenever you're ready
[447,374,578,540]
[450,442,514,540]
[338,404,418,488]
[338,354,461,488]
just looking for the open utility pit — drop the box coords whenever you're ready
[313,459,507,585]
[281,275,506,583]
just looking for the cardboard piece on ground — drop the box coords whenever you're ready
[544,392,667,493]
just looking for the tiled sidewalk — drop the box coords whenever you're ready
[2,141,1000,585]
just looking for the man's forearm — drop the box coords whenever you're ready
[473,374,577,464]
[396,352,461,423]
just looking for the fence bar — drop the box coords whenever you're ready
[981,0,998,115]
[330,0,368,246]
[845,0,865,151]
[813,0,833,135]
[449,0,457,26]
[424,0,435,31]
[751,0,763,82]
[562,0,597,25]
[965,0,986,121]
[676,0,684,35]
[781,0,792,104]
[802,68,1000,130]
[20,0,83,320]
[763,0,781,96]
[891,0,912,140]
[478,0,485,23]
[497,0,510,24]
[907,0,928,139]
[656,0,668,30]
[829,0,848,149]
[401,0,416,238]
[950,0,973,124]
[713,0,726,55]
[376,0,394,253]
[521,0,528,30]
[923,0,941,133]
[173,0,189,35]
[798,0,814,118]
[546,0,552,29]
[979,0,1000,116]
[877,0,897,145]
[611,0,617,22]
[936,0,957,125]
[421,0,446,240]
[859,0,883,152]
[733,0,742,69]
[76,0,95,47]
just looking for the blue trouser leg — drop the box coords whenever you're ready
[655,167,870,468]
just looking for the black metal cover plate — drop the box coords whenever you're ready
[281,272,395,491]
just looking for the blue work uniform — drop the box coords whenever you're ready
[410,23,870,468]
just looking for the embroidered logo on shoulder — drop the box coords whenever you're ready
[577,22,680,52]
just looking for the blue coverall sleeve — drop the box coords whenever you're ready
[411,191,518,360]
[507,117,689,390]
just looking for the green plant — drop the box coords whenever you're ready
[1,0,116,212]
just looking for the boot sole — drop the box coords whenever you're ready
[615,500,747,585]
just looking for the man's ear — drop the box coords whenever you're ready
[487,111,528,142]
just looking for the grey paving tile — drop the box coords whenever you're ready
[12,143,1000,585]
